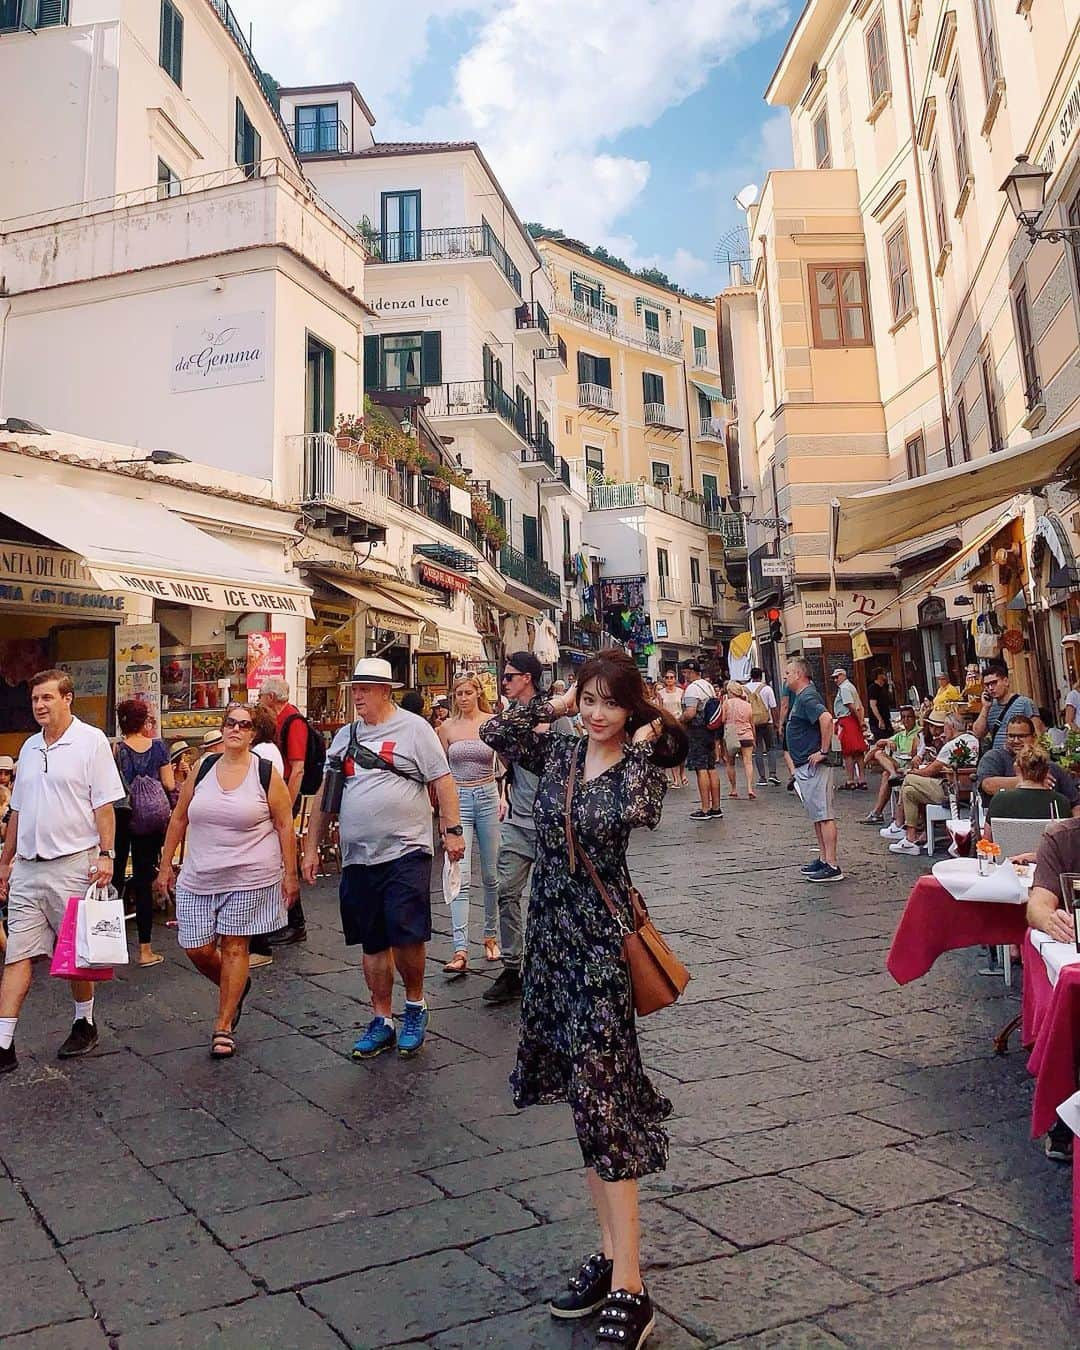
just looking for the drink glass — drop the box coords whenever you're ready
[1059,875,1080,951]
[947,819,973,857]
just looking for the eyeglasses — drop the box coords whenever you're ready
[223,717,254,731]
[501,671,522,683]
[1006,731,1033,740]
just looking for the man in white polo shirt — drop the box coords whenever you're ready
[0,668,125,1074]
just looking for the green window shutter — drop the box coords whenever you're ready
[36,0,70,25]
[421,331,442,386]
[596,356,611,388]
[577,352,589,384]
[693,326,706,349]
[643,372,663,403]
[251,123,261,169]
[235,99,245,166]
[363,335,379,391]
[522,514,539,559]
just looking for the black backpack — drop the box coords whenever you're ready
[195,753,273,794]
[279,712,327,796]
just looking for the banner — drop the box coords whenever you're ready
[246,632,286,697]
[115,624,161,728]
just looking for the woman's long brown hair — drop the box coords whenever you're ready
[574,650,688,768]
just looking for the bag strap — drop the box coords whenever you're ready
[989,693,1020,739]
[563,741,631,936]
[346,721,426,784]
[194,753,221,788]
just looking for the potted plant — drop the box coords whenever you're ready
[335,412,363,449]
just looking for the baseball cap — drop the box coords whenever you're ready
[504,650,544,684]
[831,667,847,678]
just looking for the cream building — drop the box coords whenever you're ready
[728,0,1080,708]
[539,236,746,675]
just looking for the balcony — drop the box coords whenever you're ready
[697,416,726,442]
[554,295,683,357]
[423,380,530,454]
[366,224,522,301]
[515,301,552,350]
[295,433,390,543]
[499,544,562,601]
[520,436,556,480]
[536,334,568,373]
[657,575,682,603]
[692,346,711,369]
[288,120,349,155]
[388,468,496,565]
[588,481,706,526]
[645,402,681,432]
[578,382,616,414]
[705,511,747,551]
[689,582,712,610]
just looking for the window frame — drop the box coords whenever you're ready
[813,106,832,169]
[1013,282,1042,411]
[865,12,891,106]
[701,472,720,505]
[159,0,183,88]
[808,262,873,348]
[295,103,340,154]
[651,460,672,487]
[972,0,1001,100]
[235,98,261,178]
[584,445,604,478]
[305,332,336,435]
[929,147,949,254]
[156,158,181,201]
[643,371,665,407]
[885,220,914,324]
[956,396,972,463]
[380,190,421,262]
[947,70,971,188]
[981,350,1004,453]
[904,431,926,480]
[380,333,424,391]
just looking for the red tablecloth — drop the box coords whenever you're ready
[1020,931,1080,1283]
[886,876,1029,985]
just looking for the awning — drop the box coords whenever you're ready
[691,378,726,402]
[469,581,541,619]
[312,572,425,637]
[1,478,313,617]
[833,419,1080,562]
[410,596,486,660]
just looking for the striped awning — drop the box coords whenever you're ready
[691,378,726,402]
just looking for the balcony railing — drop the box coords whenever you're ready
[690,581,704,607]
[578,382,615,412]
[698,416,726,441]
[588,482,706,526]
[657,575,681,602]
[692,346,710,368]
[499,544,562,600]
[1023,373,1044,412]
[553,294,683,357]
[521,437,557,472]
[537,334,568,366]
[367,224,522,295]
[424,380,530,443]
[705,511,747,549]
[297,434,390,524]
[289,120,349,155]
[645,402,679,429]
[388,470,493,559]
[209,0,279,105]
[516,301,551,337]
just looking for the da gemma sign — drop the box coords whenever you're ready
[172,311,266,392]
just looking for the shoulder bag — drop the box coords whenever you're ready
[563,740,690,1016]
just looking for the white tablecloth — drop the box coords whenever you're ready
[1029,928,1080,986]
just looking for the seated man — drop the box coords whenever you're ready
[884,713,979,856]
[864,705,923,823]
[977,715,1080,818]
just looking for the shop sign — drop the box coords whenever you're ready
[1037,56,1080,185]
[419,562,470,594]
[115,623,161,727]
[58,659,110,698]
[309,604,355,654]
[801,588,895,633]
[760,558,793,578]
[245,632,286,696]
[370,295,452,312]
[93,569,313,618]
[0,542,127,615]
[171,311,266,392]
[369,609,421,637]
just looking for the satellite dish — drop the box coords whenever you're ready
[734,184,759,212]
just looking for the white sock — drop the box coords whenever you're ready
[0,1017,17,1049]
[74,999,94,1025]
[405,998,427,1012]
[380,1015,394,1028]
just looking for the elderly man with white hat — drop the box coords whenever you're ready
[301,658,465,1059]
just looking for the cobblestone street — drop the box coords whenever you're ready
[1,783,1078,1347]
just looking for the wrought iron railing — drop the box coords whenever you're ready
[516,301,551,337]
[698,416,726,440]
[692,346,710,368]
[209,0,279,106]
[645,402,678,428]
[522,437,556,472]
[289,120,349,154]
[537,334,568,367]
[390,468,495,562]
[296,434,390,524]
[367,224,522,294]
[588,481,706,526]
[423,380,530,443]
[705,511,747,549]
[499,544,562,600]
[657,575,681,602]
[578,382,615,411]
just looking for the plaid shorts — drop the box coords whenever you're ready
[175,882,286,950]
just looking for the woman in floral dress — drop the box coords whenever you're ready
[481,651,687,1350]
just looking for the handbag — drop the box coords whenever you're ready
[75,884,129,968]
[563,741,690,1016]
[49,895,114,982]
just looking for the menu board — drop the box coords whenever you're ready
[115,624,161,728]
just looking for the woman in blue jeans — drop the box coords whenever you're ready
[438,674,502,976]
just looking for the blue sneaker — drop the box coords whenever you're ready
[801,859,826,874]
[352,1017,396,1060]
[398,1003,429,1057]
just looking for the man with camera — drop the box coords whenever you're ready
[301,659,464,1060]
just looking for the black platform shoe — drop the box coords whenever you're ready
[595,1287,655,1348]
[548,1252,613,1319]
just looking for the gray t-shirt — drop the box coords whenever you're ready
[986,694,1039,750]
[329,710,450,867]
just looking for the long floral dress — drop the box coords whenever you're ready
[480,698,672,1181]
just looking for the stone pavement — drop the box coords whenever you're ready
[1,782,1078,1347]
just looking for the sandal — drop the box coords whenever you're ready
[138,953,165,968]
[210,1031,235,1059]
[443,950,469,977]
[484,938,501,963]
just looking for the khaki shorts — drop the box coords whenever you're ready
[794,761,835,824]
[4,849,98,963]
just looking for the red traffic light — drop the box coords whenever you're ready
[766,607,782,621]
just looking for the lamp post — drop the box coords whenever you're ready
[1000,155,1080,245]
[731,485,789,532]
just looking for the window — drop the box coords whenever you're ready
[885,221,913,324]
[305,334,335,434]
[644,309,661,349]
[865,14,891,106]
[692,325,708,357]
[643,372,665,407]
[573,279,601,309]
[483,344,503,392]
[762,288,774,370]
[981,351,1003,453]
[929,149,948,254]
[973,0,1001,98]
[381,190,420,262]
[1,1,69,30]
[562,513,571,559]
[808,264,872,347]
[159,1,183,87]
[956,396,971,462]
[490,492,506,526]
[1068,187,1080,291]
[702,472,720,505]
[577,352,612,388]
[1014,285,1041,410]
[235,99,261,177]
[156,158,180,201]
[651,460,671,487]
[813,108,832,169]
[657,548,671,585]
[947,73,971,188]
[363,332,441,391]
[295,104,340,154]
[585,445,604,477]
[697,389,712,425]
[904,432,926,479]
[522,514,539,560]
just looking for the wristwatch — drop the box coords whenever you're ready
[98,849,116,859]
[444,825,464,836]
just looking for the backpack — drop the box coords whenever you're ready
[195,753,273,795]
[747,685,771,727]
[690,683,723,730]
[116,743,172,836]
[280,712,327,797]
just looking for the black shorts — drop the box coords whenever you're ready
[339,850,433,955]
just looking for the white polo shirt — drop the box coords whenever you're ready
[10,716,125,861]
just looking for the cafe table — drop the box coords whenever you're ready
[887,858,1030,986]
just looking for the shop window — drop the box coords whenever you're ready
[159,0,183,88]
[305,333,335,434]
[981,350,1003,453]
[1013,283,1042,411]
[813,108,832,169]
[885,220,913,324]
[808,263,872,348]
[904,432,926,479]
[865,13,891,106]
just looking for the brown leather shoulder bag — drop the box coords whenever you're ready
[563,741,691,1016]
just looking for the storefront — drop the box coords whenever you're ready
[1029,512,1080,717]
[795,584,902,709]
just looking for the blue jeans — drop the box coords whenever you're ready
[451,780,500,951]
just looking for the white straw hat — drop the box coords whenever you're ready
[342,657,404,689]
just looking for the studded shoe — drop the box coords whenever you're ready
[595,1287,655,1348]
[548,1252,613,1319]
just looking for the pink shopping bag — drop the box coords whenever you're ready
[49,897,113,982]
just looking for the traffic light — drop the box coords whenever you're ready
[767,607,783,643]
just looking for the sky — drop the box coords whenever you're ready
[241,0,796,296]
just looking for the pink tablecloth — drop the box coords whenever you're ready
[1020,931,1080,1283]
[886,876,1029,985]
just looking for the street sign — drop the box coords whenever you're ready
[760,558,793,577]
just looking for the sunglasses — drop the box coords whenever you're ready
[501,671,522,682]
[223,717,254,731]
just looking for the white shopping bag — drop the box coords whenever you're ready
[75,884,129,968]
[442,855,461,906]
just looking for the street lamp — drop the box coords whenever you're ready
[113,449,191,467]
[732,484,790,532]
[1000,155,1080,244]
[732,486,756,516]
